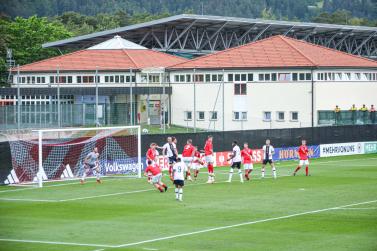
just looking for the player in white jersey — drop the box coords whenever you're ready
[261,139,277,179]
[227,141,244,183]
[162,136,178,180]
[81,147,101,184]
[172,158,187,201]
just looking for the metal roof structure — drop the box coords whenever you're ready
[43,14,377,59]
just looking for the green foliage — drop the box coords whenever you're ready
[312,9,376,26]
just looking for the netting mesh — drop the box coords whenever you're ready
[7,127,140,183]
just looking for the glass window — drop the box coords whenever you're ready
[186,74,191,82]
[278,73,291,81]
[197,111,205,120]
[205,74,211,82]
[212,74,218,82]
[247,73,253,82]
[306,73,312,80]
[233,112,240,120]
[292,73,298,81]
[234,83,247,95]
[115,75,120,83]
[41,77,45,83]
[105,76,109,82]
[291,111,298,121]
[68,76,72,83]
[259,74,264,81]
[179,75,184,82]
[271,73,277,81]
[132,76,136,82]
[241,112,247,121]
[126,76,130,82]
[184,111,192,121]
[120,76,124,83]
[210,111,218,120]
[277,111,285,121]
[174,75,179,82]
[228,74,233,82]
[194,74,204,82]
[218,74,223,81]
[50,76,55,83]
[264,74,270,81]
[235,74,240,81]
[110,76,114,82]
[263,111,271,121]
[299,73,305,81]
[241,74,247,81]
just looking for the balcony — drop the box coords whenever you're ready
[318,110,376,126]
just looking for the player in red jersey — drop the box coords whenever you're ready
[146,143,158,183]
[203,135,215,184]
[182,139,195,181]
[191,147,204,180]
[293,139,310,176]
[241,142,253,181]
[144,160,168,192]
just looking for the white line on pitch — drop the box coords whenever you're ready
[113,199,377,248]
[0,200,376,249]
[0,238,115,248]
[332,207,377,210]
[0,198,57,202]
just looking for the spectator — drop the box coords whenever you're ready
[349,104,357,125]
[334,105,341,125]
[360,104,368,124]
[370,105,376,124]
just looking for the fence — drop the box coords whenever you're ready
[318,110,376,126]
[0,103,137,130]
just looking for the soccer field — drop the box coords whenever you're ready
[0,154,376,251]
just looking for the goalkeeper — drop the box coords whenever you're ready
[81,147,102,184]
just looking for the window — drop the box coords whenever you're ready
[120,75,124,83]
[184,111,192,121]
[228,74,233,81]
[264,73,270,81]
[174,75,179,82]
[355,73,361,80]
[115,75,120,83]
[126,76,131,82]
[233,111,247,121]
[263,111,271,121]
[258,74,264,81]
[194,74,204,82]
[271,73,277,81]
[241,74,247,81]
[110,76,114,82]
[210,111,218,120]
[212,74,217,82]
[292,73,298,81]
[211,74,223,82]
[197,111,205,120]
[247,73,253,82]
[235,74,240,81]
[105,76,109,82]
[234,83,247,95]
[205,74,211,82]
[344,73,351,80]
[299,73,305,81]
[186,74,191,82]
[41,77,45,83]
[276,111,285,121]
[290,111,299,121]
[50,76,55,83]
[278,73,291,81]
[68,76,72,83]
[305,73,312,80]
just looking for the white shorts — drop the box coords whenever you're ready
[191,163,201,170]
[299,159,309,166]
[151,173,162,184]
[205,155,214,163]
[182,157,193,167]
[243,163,253,170]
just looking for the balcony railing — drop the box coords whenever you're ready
[318,110,376,126]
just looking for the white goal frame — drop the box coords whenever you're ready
[34,125,142,187]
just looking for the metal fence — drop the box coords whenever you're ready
[0,103,136,130]
[318,111,377,126]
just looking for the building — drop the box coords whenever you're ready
[167,35,377,130]
[2,36,187,127]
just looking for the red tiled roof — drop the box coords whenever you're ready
[14,49,188,72]
[169,35,377,69]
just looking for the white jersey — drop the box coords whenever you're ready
[232,145,242,162]
[173,162,187,180]
[163,142,176,158]
[262,145,274,160]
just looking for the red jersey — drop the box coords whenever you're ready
[204,140,213,156]
[298,145,309,160]
[193,151,202,163]
[146,148,156,161]
[145,165,161,176]
[241,148,253,164]
[182,144,195,157]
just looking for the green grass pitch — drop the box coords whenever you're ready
[0,154,376,251]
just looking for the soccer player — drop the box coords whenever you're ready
[191,147,204,180]
[163,137,178,180]
[146,143,158,165]
[241,142,253,180]
[261,139,277,179]
[182,139,195,181]
[172,158,187,201]
[293,139,310,176]
[144,160,168,193]
[81,147,101,184]
[227,141,243,183]
[204,135,215,184]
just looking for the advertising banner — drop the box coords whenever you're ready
[103,157,146,175]
[364,142,377,154]
[320,142,364,157]
[274,145,320,161]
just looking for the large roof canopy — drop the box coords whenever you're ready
[43,14,377,59]
[169,35,377,70]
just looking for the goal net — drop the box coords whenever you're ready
[6,126,141,186]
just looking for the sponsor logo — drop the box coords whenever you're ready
[103,158,145,175]
[320,142,364,157]
[364,142,377,154]
[274,145,320,161]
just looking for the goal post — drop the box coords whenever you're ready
[7,125,142,187]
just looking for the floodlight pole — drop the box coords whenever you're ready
[130,68,133,126]
[193,69,197,133]
[222,69,225,132]
[162,72,166,134]
[57,67,61,128]
[17,65,20,130]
